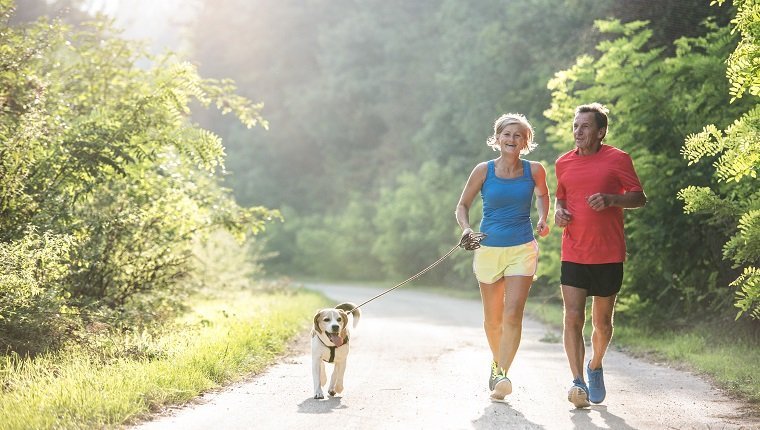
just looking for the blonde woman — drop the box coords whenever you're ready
[455,113,550,400]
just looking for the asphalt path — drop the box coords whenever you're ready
[135,283,759,430]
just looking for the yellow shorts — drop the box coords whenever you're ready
[473,241,539,284]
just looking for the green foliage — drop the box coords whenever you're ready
[0,2,273,354]
[371,161,463,282]
[713,0,760,101]
[0,227,78,353]
[682,109,760,183]
[191,229,270,291]
[733,267,760,319]
[546,18,756,322]
[678,0,760,320]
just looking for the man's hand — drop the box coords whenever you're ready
[554,208,572,227]
[586,193,612,211]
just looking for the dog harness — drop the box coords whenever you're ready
[319,336,349,363]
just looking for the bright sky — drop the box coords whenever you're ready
[82,0,198,53]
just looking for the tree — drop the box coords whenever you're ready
[0,0,272,353]
[678,0,760,319]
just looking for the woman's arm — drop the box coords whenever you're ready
[531,161,550,237]
[455,162,487,235]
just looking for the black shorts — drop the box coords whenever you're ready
[560,261,623,297]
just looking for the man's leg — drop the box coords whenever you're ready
[589,294,616,370]
[562,284,591,408]
[586,294,616,404]
[561,284,587,379]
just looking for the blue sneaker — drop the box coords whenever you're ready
[587,362,606,404]
[568,378,590,408]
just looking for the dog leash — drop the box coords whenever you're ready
[347,232,486,312]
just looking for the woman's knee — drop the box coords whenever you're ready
[483,317,502,332]
[502,306,524,327]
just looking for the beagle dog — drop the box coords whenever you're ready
[311,302,361,399]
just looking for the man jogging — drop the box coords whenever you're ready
[554,103,647,408]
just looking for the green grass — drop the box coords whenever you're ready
[526,299,760,403]
[0,288,329,430]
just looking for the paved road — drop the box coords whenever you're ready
[135,283,759,429]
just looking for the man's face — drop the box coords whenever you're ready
[572,112,605,152]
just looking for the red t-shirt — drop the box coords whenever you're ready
[555,145,643,264]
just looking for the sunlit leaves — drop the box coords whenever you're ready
[678,186,724,214]
[724,209,760,265]
[682,125,724,165]
[714,107,760,182]
[712,0,760,101]
[679,0,760,320]
[732,267,760,320]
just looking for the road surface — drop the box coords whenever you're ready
[135,283,759,429]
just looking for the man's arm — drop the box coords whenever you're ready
[586,191,647,212]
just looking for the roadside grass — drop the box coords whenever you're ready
[0,286,329,430]
[526,299,760,404]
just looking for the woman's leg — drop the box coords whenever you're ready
[497,275,533,374]
[479,277,506,362]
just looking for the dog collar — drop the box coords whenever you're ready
[319,335,349,363]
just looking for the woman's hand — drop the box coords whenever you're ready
[535,219,550,237]
[459,227,486,250]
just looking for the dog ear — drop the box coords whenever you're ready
[335,302,360,328]
[338,309,348,337]
[313,311,323,334]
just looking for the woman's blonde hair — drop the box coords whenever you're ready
[486,113,537,155]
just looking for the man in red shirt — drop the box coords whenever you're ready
[554,103,647,408]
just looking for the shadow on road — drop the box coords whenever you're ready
[570,405,635,430]
[472,402,542,429]
[297,396,348,415]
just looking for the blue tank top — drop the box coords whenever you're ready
[479,159,535,247]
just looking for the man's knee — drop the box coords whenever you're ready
[563,308,585,330]
[592,316,613,336]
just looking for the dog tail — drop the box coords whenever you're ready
[335,302,361,328]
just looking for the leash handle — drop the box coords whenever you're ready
[459,231,486,251]
[349,233,486,312]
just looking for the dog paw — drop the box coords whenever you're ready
[328,390,336,397]
[314,392,324,400]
